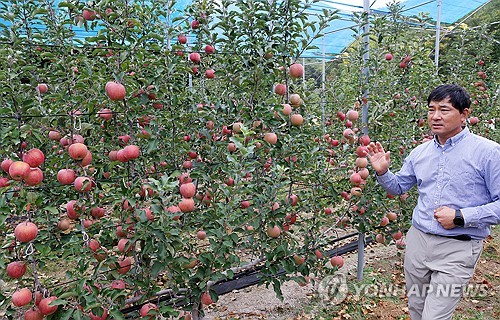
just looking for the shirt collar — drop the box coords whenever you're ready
[433,126,470,148]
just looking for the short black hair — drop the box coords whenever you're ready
[427,84,471,113]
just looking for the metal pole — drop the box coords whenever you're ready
[302,57,306,86]
[321,35,326,135]
[434,0,442,72]
[358,0,370,282]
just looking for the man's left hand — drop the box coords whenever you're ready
[434,206,456,229]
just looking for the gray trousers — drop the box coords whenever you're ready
[404,226,483,320]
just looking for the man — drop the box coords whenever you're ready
[367,84,500,320]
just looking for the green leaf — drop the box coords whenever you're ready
[59,291,79,299]
[109,309,126,320]
[58,309,74,320]
[73,309,83,320]
[49,299,67,306]
[151,260,164,278]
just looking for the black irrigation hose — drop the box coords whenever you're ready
[213,233,369,296]
[120,231,372,316]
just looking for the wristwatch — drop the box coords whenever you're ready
[453,209,465,227]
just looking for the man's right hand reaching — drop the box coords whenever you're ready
[367,142,391,176]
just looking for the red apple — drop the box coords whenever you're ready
[89,307,108,320]
[0,177,10,187]
[343,129,355,141]
[105,81,126,101]
[266,225,281,238]
[74,176,93,192]
[385,53,393,61]
[12,288,32,307]
[197,230,207,240]
[232,122,243,133]
[178,173,192,184]
[68,143,88,160]
[123,145,140,160]
[346,110,359,121]
[34,292,43,306]
[293,254,305,265]
[182,160,193,169]
[355,157,368,168]
[24,167,43,186]
[116,149,128,163]
[117,257,132,274]
[375,234,385,243]
[189,52,201,63]
[9,161,31,181]
[98,108,113,120]
[356,146,369,157]
[180,182,196,198]
[350,172,362,185]
[359,135,371,146]
[39,296,58,315]
[177,35,187,44]
[271,202,280,211]
[178,198,195,212]
[469,116,479,125]
[350,187,362,197]
[82,9,97,21]
[337,111,346,121]
[205,69,215,79]
[240,200,250,209]
[392,230,403,240]
[274,83,286,96]
[387,212,398,221]
[227,142,237,152]
[6,261,26,278]
[140,303,158,318]
[57,168,76,185]
[48,130,62,141]
[23,148,45,167]
[289,63,304,78]
[57,218,71,231]
[330,256,344,268]
[201,292,213,305]
[14,221,38,242]
[80,151,92,167]
[204,45,215,54]
[290,113,304,126]
[191,20,200,29]
[23,308,43,320]
[289,93,301,106]
[1,158,13,172]
[111,280,126,290]
[88,239,100,252]
[286,194,298,206]
[358,168,369,180]
[66,200,82,219]
[282,103,292,115]
[36,83,48,94]
[264,132,278,145]
[118,238,133,253]
[380,216,390,227]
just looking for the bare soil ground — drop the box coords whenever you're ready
[205,226,499,320]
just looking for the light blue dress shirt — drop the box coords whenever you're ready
[376,127,500,240]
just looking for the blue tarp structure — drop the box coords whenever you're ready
[304,0,491,58]
[0,0,492,57]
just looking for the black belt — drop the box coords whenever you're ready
[435,234,472,241]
